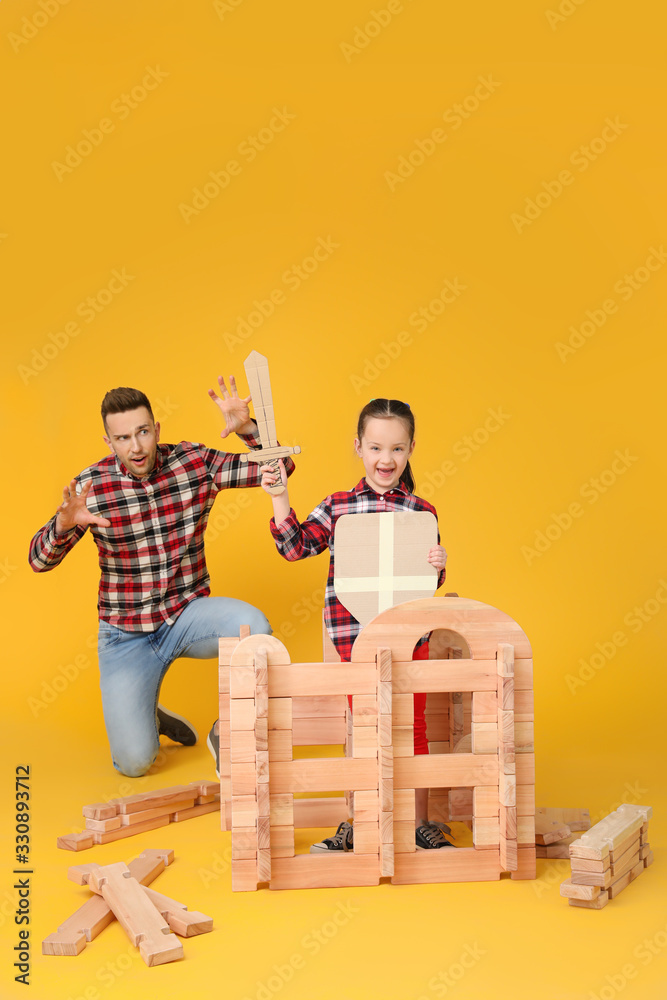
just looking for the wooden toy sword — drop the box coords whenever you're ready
[241,350,300,495]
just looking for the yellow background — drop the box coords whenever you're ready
[1,1,665,997]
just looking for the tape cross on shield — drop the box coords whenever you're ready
[333,511,438,627]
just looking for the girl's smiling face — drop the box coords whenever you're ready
[355,416,415,494]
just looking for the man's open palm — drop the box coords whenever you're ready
[56,480,111,533]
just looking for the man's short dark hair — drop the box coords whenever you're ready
[101,388,154,430]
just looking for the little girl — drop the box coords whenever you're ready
[262,398,451,851]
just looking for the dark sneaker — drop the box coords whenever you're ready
[206,722,220,779]
[156,704,198,746]
[416,821,454,850]
[310,821,353,854]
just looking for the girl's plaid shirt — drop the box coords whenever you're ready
[270,478,446,660]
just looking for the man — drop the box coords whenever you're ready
[29,376,294,777]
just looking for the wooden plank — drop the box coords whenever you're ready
[608,859,645,900]
[392,693,414,726]
[269,854,380,890]
[350,598,532,662]
[268,730,293,761]
[292,797,348,828]
[568,890,610,909]
[268,697,292,729]
[292,695,346,718]
[118,800,197,825]
[270,758,378,794]
[116,786,194,816]
[88,863,182,966]
[392,847,502,885]
[82,802,119,821]
[560,878,601,900]
[142,887,213,937]
[471,691,497,722]
[92,815,171,846]
[473,786,499,818]
[395,754,499,788]
[293,718,346,745]
[171,801,220,822]
[393,660,498,694]
[569,804,651,858]
[510,846,536,880]
[57,831,95,852]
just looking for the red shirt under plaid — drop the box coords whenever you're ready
[270,478,446,660]
[29,428,294,632]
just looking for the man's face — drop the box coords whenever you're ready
[103,407,160,478]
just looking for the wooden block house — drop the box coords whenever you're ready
[217,595,536,891]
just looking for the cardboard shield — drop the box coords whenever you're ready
[333,511,438,626]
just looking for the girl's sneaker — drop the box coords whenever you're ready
[415,821,454,849]
[310,821,354,853]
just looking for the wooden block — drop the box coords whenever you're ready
[354,790,380,823]
[353,821,379,854]
[82,802,119,821]
[570,867,613,889]
[92,815,171,846]
[515,720,534,752]
[500,836,518,873]
[535,819,572,846]
[268,697,292,730]
[231,699,256,731]
[517,784,535,815]
[500,773,516,808]
[257,849,271,882]
[255,716,268,751]
[269,793,293,827]
[190,780,220,798]
[88,863,182,966]
[256,753,270,784]
[560,878,601,900]
[171,801,220,822]
[473,786,499,818]
[394,820,416,853]
[392,693,414,726]
[380,747,393,811]
[569,890,610,909]
[352,695,378,726]
[472,722,498,754]
[537,834,579,859]
[392,847,502,885]
[392,726,414,757]
[394,788,415,822]
[473,817,500,848]
[644,850,654,868]
[608,859,645,900]
[117,786,194,816]
[232,794,257,826]
[378,715,392,747]
[517,814,535,846]
[380,840,394,877]
[380,811,393,843]
[537,806,590,832]
[472,691,498,722]
[609,848,641,883]
[352,725,378,758]
[379,681,392,719]
[269,853,381,890]
[268,730,293,761]
[292,695,346,718]
[232,858,258,892]
[232,826,258,859]
[293,717,346,744]
[609,829,641,863]
[428,741,451,754]
[393,659,498,695]
[514,690,534,721]
[510,846,536,880]
[143,887,213,937]
[57,831,95,852]
[498,710,514,748]
[230,762,256,796]
[231,729,257,764]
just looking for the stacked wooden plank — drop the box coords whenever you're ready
[535,806,591,858]
[57,780,220,851]
[560,804,653,909]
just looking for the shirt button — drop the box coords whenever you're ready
[150,588,160,598]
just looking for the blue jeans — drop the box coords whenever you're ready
[98,596,270,776]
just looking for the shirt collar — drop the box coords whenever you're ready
[116,444,165,481]
[353,477,410,498]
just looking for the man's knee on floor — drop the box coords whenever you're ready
[113,747,157,778]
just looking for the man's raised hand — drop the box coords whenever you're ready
[208,375,253,439]
[55,480,111,534]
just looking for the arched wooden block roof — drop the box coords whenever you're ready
[351,596,532,661]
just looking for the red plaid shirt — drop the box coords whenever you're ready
[270,478,446,660]
[29,427,294,632]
